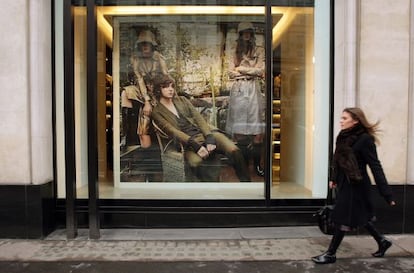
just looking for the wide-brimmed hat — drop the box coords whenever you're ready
[136,30,157,46]
[237,22,254,33]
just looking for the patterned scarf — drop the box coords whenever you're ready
[333,124,366,182]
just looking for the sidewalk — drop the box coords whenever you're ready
[0,226,413,262]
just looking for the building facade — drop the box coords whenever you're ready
[0,0,413,239]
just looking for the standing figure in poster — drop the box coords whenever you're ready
[226,22,266,177]
[121,29,169,148]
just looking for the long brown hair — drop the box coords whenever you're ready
[234,30,256,67]
[343,107,381,143]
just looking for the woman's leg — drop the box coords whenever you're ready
[233,134,251,165]
[137,108,151,148]
[312,226,345,264]
[364,221,392,257]
[121,107,130,147]
[252,134,264,177]
[213,132,251,182]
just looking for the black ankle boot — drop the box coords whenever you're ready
[372,239,392,257]
[252,143,264,177]
[236,137,251,164]
[255,165,265,177]
[312,252,336,264]
[312,227,344,264]
[365,221,392,258]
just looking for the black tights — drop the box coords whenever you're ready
[364,221,385,244]
[328,222,384,255]
[327,226,345,255]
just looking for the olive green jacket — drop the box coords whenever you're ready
[151,96,213,145]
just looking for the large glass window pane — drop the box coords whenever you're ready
[98,5,267,199]
[55,3,89,199]
[55,0,65,198]
[55,1,330,200]
[270,2,330,199]
[271,6,315,198]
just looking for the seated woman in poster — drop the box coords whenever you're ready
[151,75,251,182]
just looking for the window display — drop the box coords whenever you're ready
[55,2,331,200]
[112,16,267,185]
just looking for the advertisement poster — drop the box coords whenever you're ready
[113,16,266,184]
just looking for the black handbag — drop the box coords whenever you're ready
[314,187,336,235]
[314,204,335,235]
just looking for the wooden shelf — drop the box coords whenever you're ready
[272,96,281,183]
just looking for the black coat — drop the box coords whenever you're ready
[331,133,393,228]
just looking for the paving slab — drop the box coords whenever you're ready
[0,227,413,262]
[44,226,323,241]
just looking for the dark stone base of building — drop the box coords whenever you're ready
[1,183,412,238]
[0,182,55,239]
[54,185,414,235]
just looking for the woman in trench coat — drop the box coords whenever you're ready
[225,22,266,177]
[312,107,396,264]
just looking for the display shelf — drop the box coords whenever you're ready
[272,96,281,184]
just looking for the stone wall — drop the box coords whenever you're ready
[335,0,413,184]
[0,0,53,185]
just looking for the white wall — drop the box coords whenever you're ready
[335,0,412,184]
[359,0,410,183]
[0,0,53,185]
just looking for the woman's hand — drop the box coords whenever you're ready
[206,144,216,153]
[390,200,396,206]
[143,101,152,116]
[329,181,337,189]
[197,146,210,159]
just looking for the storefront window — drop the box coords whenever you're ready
[111,6,267,199]
[271,6,315,198]
[55,1,330,200]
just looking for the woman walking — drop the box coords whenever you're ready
[312,107,396,264]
